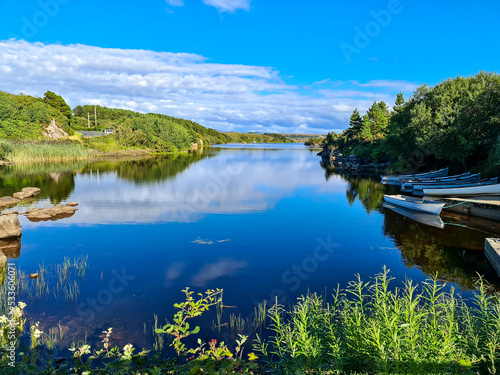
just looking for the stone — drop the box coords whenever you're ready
[25,204,76,222]
[0,251,6,268]
[43,118,68,139]
[2,211,19,215]
[0,214,22,239]
[0,196,20,209]
[13,187,41,200]
[66,202,79,207]
[29,273,39,279]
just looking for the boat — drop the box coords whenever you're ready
[412,178,498,196]
[423,183,500,196]
[381,168,448,185]
[382,203,445,229]
[399,172,472,183]
[401,174,482,192]
[383,195,445,215]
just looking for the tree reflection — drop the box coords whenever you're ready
[382,207,500,290]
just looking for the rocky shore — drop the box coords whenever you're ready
[318,148,391,174]
[0,187,78,258]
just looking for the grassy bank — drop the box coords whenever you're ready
[1,268,499,374]
[0,140,90,164]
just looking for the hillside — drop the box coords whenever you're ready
[223,132,293,143]
[72,104,230,152]
[0,90,74,139]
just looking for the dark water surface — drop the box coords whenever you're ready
[2,143,500,349]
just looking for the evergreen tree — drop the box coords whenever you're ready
[393,92,405,114]
[349,108,363,134]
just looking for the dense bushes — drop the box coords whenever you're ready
[327,72,500,175]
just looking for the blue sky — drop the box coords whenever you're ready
[0,0,499,133]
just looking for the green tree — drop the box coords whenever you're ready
[43,91,73,121]
[393,92,405,114]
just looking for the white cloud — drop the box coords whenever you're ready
[202,0,250,12]
[0,40,418,133]
[165,0,184,6]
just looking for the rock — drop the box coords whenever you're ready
[2,211,19,215]
[66,202,79,207]
[43,118,68,139]
[13,187,41,200]
[0,237,21,258]
[0,214,22,239]
[29,273,39,279]
[0,196,20,209]
[25,204,76,222]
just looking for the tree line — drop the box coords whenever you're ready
[324,72,500,175]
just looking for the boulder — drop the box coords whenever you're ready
[25,204,76,222]
[66,202,79,207]
[13,187,41,200]
[0,214,22,239]
[2,210,19,215]
[0,196,20,209]
[43,118,68,139]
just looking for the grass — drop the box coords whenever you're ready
[1,268,500,374]
[255,267,500,374]
[0,139,90,164]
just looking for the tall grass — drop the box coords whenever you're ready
[0,140,90,163]
[255,268,500,374]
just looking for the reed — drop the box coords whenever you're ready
[255,268,500,374]
[0,140,90,164]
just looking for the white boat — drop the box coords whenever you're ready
[381,168,448,185]
[382,203,445,229]
[399,172,471,183]
[401,174,483,192]
[383,195,445,215]
[412,178,499,196]
[423,183,500,196]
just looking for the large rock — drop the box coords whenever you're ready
[0,196,20,209]
[13,187,41,200]
[43,118,68,139]
[0,214,22,239]
[24,204,76,222]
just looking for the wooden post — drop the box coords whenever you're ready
[87,112,90,128]
[95,106,97,127]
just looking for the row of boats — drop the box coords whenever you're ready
[381,167,500,215]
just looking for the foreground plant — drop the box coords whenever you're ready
[255,268,500,374]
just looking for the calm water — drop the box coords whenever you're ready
[2,143,500,349]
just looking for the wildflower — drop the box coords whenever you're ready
[0,316,8,324]
[18,302,26,309]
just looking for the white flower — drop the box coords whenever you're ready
[33,328,43,339]
[0,316,8,324]
[18,302,26,309]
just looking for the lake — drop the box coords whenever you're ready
[2,143,500,351]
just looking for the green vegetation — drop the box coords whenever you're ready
[0,91,74,140]
[0,139,89,164]
[73,105,231,152]
[224,132,293,144]
[304,136,325,146]
[325,72,500,174]
[2,269,500,374]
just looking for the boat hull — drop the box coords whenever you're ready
[423,183,500,196]
[381,168,448,185]
[401,174,484,192]
[382,203,445,229]
[383,195,445,215]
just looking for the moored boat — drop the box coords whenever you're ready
[383,194,445,215]
[423,183,500,196]
[401,173,482,192]
[399,172,471,183]
[381,168,448,185]
[412,178,498,196]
